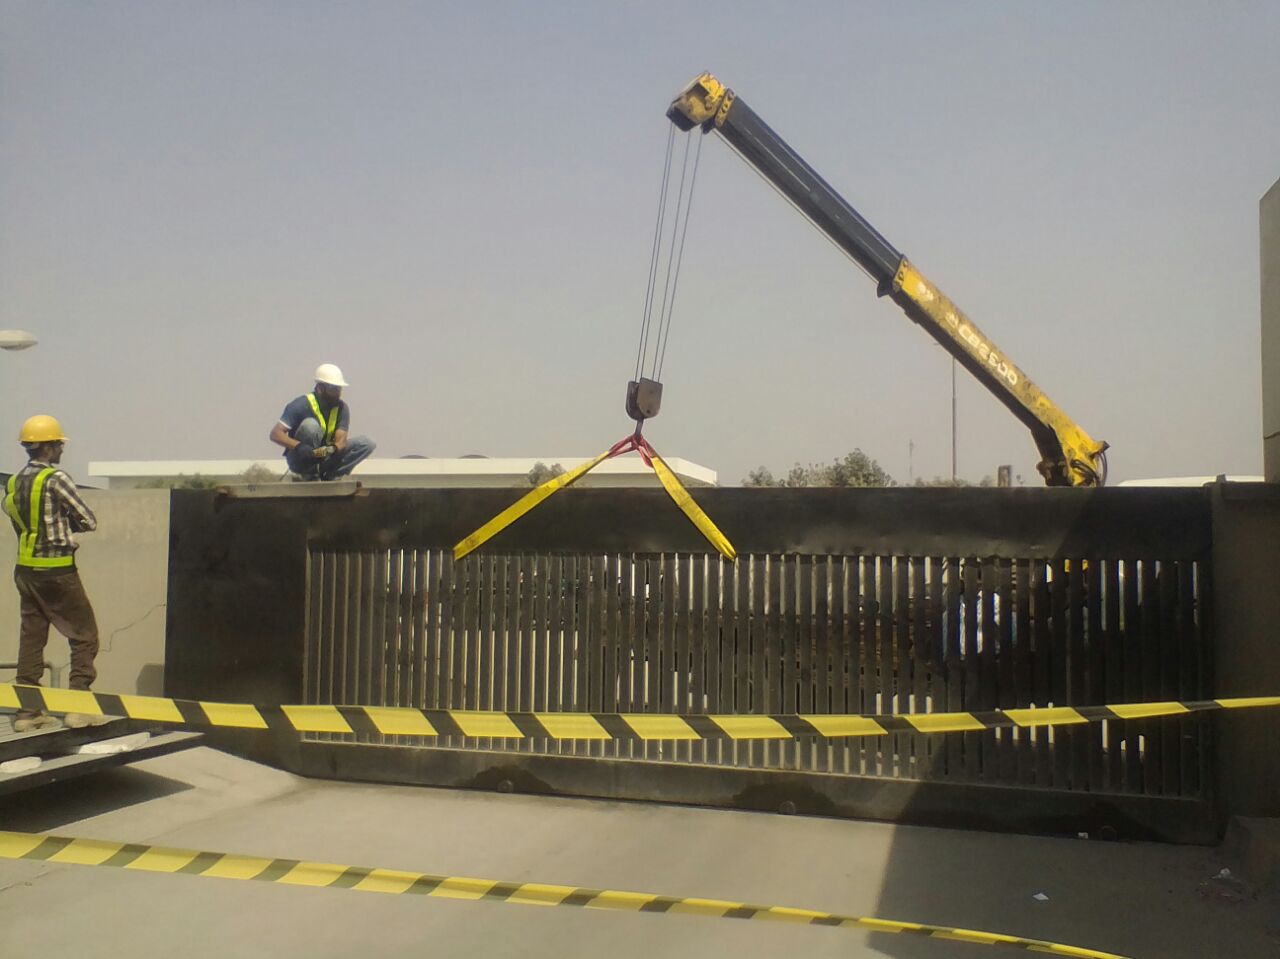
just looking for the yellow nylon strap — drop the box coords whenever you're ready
[649,452,736,560]
[453,449,612,560]
[305,393,339,445]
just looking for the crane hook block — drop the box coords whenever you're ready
[626,378,663,422]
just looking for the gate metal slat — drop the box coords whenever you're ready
[423,551,442,710]
[1086,558,1106,791]
[324,551,339,713]
[675,553,694,764]
[589,554,608,759]
[304,551,321,706]
[910,557,931,781]
[360,552,376,717]
[1029,562,1051,786]
[895,556,913,781]
[732,557,750,768]
[996,558,1017,783]
[978,558,999,783]
[409,550,426,713]
[813,556,829,774]
[531,554,549,754]
[342,552,361,716]
[876,557,894,777]
[961,557,981,782]
[601,554,620,759]
[768,555,786,770]
[946,557,968,782]
[476,554,494,751]
[835,556,852,775]
[690,554,706,765]
[1104,557,1124,791]
[1049,558,1070,789]
[499,558,519,752]
[518,554,536,754]
[626,555,644,760]
[1159,560,1181,796]
[660,553,677,762]
[1192,561,1211,797]
[749,554,766,770]
[1066,557,1088,791]
[569,556,586,742]
[802,555,819,772]
[454,557,473,718]
[1178,561,1199,797]
[373,551,390,716]
[709,557,727,767]
[395,550,413,708]
[441,554,461,743]
[860,556,877,777]
[1013,559,1033,785]
[546,554,562,757]
[1140,560,1162,795]
[1122,558,1143,792]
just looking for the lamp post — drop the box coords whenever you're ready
[0,330,38,351]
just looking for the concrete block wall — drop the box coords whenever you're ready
[0,489,169,697]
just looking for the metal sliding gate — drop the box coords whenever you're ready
[303,548,1210,798]
[166,485,1216,839]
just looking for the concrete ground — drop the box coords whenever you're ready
[0,747,1277,959]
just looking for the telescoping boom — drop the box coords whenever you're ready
[668,73,1108,487]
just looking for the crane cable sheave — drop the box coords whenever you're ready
[667,73,733,132]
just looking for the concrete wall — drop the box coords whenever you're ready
[1264,177,1280,482]
[1211,480,1280,817]
[0,489,169,697]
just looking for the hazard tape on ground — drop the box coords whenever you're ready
[3,682,1277,742]
[0,830,1128,957]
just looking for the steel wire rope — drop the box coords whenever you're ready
[654,131,703,382]
[647,132,696,381]
[635,125,677,382]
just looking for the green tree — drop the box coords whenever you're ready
[741,449,894,487]
[137,474,220,490]
[525,461,565,486]
[240,463,279,485]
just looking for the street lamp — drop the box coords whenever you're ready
[0,330,37,351]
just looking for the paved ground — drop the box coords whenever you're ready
[0,747,1276,958]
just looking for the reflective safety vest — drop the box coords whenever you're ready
[306,394,339,445]
[4,468,74,569]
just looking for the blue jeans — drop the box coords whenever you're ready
[287,420,376,479]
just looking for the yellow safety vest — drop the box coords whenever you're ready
[4,468,74,569]
[306,394,339,445]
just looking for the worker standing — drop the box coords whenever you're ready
[3,415,103,732]
[269,363,376,480]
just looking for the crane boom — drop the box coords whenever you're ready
[668,73,1107,487]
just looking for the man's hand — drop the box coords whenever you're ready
[314,445,335,460]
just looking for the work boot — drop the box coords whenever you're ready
[13,713,61,733]
[64,712,110,729]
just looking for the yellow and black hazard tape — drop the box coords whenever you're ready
[0,830,1129,957]
[4,682,1277,742]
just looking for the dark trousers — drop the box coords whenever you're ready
[13,566,99,716]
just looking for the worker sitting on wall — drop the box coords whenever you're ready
[269,364,376,481]
[4,415,105,732]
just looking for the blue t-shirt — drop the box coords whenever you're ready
[279,393,350,442]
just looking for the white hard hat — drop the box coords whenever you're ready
[314,363,349,387]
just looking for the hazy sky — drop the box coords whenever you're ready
[2,2,1278,486]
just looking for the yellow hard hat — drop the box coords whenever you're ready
[19,415,68,444]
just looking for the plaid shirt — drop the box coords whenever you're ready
[4,460,97,561]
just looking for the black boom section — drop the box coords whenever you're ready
[715,98,904,286]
